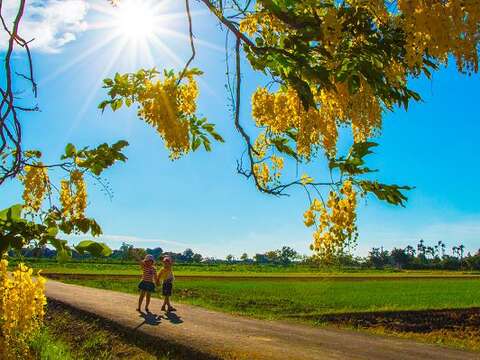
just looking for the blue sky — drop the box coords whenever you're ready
[1,0,479,258]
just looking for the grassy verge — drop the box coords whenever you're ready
[59,277,480,351]
[30,329,73,360]
[30,302,173,360]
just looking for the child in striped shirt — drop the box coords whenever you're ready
[137,254,157,312]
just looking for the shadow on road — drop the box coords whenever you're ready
[163,311,183,325]
[134,311,161,330]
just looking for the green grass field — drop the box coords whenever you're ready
[60,277,480,319]
[11,259,480,278]
[46,263,480,352]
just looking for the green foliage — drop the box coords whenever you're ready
[189,116,224,152]
[329,141,378,176]
[98,68,159,113]
[358,181,413,207]
[75,240,112,258]
[0,204,110,260]
[269,134,298,160]
[99,68,223,155]
[328,141,413,207]
[61,140,129,176]
[246,1,430,111]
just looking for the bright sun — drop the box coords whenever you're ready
[113,0,158,41]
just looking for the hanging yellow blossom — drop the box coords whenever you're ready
[399,0,480,73]
[306,180,358,260]
[59,170,87,220]
[137,73,196,159]
[21,164,49,212]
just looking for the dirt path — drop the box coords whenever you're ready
[45,280,478,360]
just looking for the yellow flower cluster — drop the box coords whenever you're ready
[251,131,284,189]
[304,180,358,259]
[300,173,314,185]
[252,87,338,158]
[399,0,480,73]
[138,74,199,159]
[0,260,46,359]
[252,84,381,158]
[239,12,286,45]
[60,170,87,220]
[21,164,49,212]
[345,0,388,24]
[252,155,284,189]
[320,81,382,143]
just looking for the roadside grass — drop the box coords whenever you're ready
[59,277,480,352]
[360,326,480,352]
[30,328,73,360]
[32,302,173,360]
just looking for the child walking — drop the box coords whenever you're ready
[137,254,157,313]
[156,256,176,312]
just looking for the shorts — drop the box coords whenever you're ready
[162,280,173,296]
[138,280,155,292]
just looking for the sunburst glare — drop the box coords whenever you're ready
[112,0,157,41]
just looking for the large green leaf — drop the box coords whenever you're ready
[75,240,112,257]
[0,204,22,221]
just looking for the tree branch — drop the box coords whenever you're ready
[178,0,196,83]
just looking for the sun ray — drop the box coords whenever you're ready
[157,28,225,53]
[39,31,120,86]
[57,36,130,153]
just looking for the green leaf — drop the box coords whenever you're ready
[111,98,123,111]
[0,204,22,221]
[64,143,77,158]
[90,219,103,237]
[47,225,58,237]
[359,180,414,207]
[203,140,212,152]
[49,238,69,252]
[75,240,112,257]
[192,137,201,151]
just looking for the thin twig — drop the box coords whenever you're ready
[177,0,196,84]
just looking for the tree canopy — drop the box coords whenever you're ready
[1,0,479,261]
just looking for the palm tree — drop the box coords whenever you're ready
[438,241,446,258]
[426,246,435,259]
[405,245,416,257]
[452,246,459,257]
[417,239,426,257]
[459,244,465,267]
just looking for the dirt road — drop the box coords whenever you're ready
[45,280,478,360]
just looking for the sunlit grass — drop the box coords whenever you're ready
[14,259,480,277]
[60,277,480,318]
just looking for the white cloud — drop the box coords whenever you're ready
[1,0,89,53]
[98,234,189,247]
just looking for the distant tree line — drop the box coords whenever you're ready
[8,239,480,271]
[362,239,480,270]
